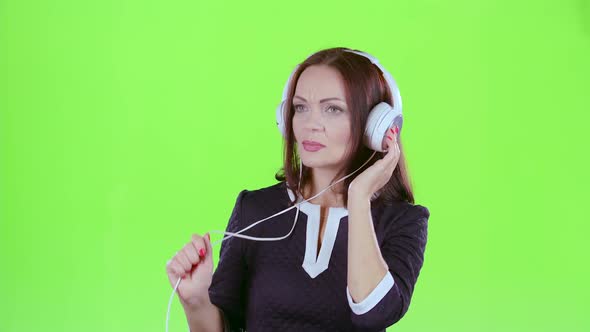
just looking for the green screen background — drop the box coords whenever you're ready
[1,0,588,331]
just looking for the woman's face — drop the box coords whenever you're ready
[292,65,352,172]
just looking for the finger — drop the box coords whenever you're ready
[204,232,213,263]
[393,131,400,154]
[394,139,400,156]
[175,250,192,275]
[173,264,185,279]
[385,133,400,171]
[166,259,184,279]
[391,127,400,150]
[391,133,400,168]
[202,232,210,256]
[385,133,397,159]
[191,234,207,261]
[182,241,199,266]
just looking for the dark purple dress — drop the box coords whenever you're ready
[208,181,429,332]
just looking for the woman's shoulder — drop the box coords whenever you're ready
[374,200,430,233]
[240,181,287,200]
[235,181,290,213]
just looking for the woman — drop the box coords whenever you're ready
[165,47,430,331]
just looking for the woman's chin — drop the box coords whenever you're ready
[300,158,335,169]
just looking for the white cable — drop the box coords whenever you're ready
[166,277,183,332]
[166,150,378,331]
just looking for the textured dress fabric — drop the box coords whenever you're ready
[208,181,430,332]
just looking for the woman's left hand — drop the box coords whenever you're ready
[348,125,400,200]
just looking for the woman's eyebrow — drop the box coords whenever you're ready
[294,95,345,103]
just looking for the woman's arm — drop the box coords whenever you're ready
[346,194,389,303]
[183,298,224,332]
[346,194,430,330]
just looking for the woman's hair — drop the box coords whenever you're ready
[274,47,415,208]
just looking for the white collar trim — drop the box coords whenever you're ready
[286,186,349,279]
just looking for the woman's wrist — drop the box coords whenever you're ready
[181,295,224,332]
[348,187,371,203]
[180,292,211,312]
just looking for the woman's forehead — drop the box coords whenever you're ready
[294,65,346,101]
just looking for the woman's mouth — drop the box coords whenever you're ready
[302,140,326,152]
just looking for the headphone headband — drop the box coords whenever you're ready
[280,49,402,115]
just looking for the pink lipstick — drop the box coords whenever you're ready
[302,140,325,152]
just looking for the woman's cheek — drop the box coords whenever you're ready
[333,121,352,143]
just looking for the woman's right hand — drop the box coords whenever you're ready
[165,232,214,308]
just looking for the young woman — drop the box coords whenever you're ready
[165,47,430,332]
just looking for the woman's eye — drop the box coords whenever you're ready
[327,106,342,113]
[293,104,343,113]
[293,104,305,112]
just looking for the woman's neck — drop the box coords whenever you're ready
[302,182,345,208]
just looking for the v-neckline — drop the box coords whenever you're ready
[286,186,349,278]
[317,206,328,258]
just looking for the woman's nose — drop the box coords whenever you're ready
[303,108,324,131]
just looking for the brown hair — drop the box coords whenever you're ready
[274,47,415,208]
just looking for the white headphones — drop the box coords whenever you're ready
[275,49,403,152]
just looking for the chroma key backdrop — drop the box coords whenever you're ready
[1,0,589,331]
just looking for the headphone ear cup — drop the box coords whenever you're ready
[364,102,403,152]
[276,101,287,138]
